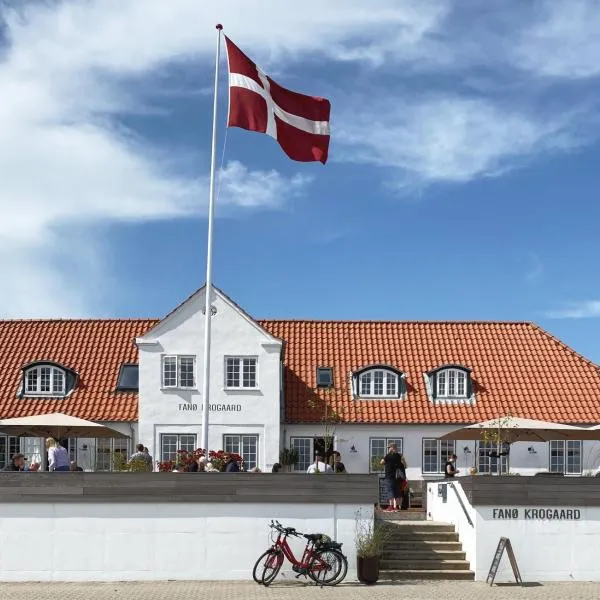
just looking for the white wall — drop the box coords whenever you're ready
[285,424,600,479]
[137,288,283,471]
[426,481,477,571]
[0,502,371,582]
[427,480,600,582]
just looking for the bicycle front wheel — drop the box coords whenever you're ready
[261,549,284,586]
[252,549,281,585]
[307,548,348,586]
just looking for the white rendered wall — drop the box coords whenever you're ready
[285,425,600,479]
[137,289,282,471]
[427,480,600,582]
[0,502,371,582]
[426,481,477,570]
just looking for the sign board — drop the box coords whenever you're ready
[486,537,522,586]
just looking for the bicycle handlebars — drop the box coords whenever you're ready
[269,519,301,537]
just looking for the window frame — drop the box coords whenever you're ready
[422,438,456,475]
[116,363,139,392]
[290,437,313,472]
[23,365,67,397]
[549,440,582,475]
[316,367,334,389]
[436,367,468,399]
[160,433,197,462]
[224,356,258,390]
[477,441,510,475]
[223,434,259,470]
[369,437,404,473]
[355,367,402,399]
[161,355,196,389]
[95,437,130,472]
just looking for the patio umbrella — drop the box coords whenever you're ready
[438,416,600,443]
[0,413,128,439]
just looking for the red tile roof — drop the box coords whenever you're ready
[1,315,599,426]
[0,319,156,422]
[259,320,600,425]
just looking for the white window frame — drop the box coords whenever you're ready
[290,437,313,472]
[23,365,66,396]
[357,368,399,398]
[549,440,582,475]
[160,433,197,462]
[369,438,404,473]
[224,356,258,390]
[95,437,130,472]
[477,441,510,475]
[437,368,467,399]
[161,355,196,389]
[422,438,456,475]
[223,434,259,470]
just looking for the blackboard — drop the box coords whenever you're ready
[486,537,522,586]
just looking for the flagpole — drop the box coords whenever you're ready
[200,24,223,454]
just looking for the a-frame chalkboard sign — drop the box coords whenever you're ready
[486,537,523,586]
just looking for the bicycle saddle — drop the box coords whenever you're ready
[303,533,323,541]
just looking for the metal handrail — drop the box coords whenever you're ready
[449,482,474,527]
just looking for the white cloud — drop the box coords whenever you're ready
[545,301,600,319]
[336,96,586,188]
[514,0,600,79]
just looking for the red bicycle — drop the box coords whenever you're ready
[252,520,348,586]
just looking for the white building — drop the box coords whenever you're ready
[1,286,600,478]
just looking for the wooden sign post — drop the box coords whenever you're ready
[486,537,522,586]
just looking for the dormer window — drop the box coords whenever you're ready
[352,366,404,399]
[424,364,474,405]
[23,363,71,397]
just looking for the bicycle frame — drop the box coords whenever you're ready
[270,532,330,573]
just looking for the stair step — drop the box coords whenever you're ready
[380,569,475,581]
[381,559,471,571]
[382,550,466,560]
[384,522,455,531]
[387,533,459,543]
[384,542,463,551]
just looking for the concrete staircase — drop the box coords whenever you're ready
[378,520,474,581]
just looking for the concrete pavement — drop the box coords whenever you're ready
[1,581,600,600]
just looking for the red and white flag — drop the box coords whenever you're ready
[225,37,331,164]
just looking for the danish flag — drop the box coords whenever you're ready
[225,37,331,164]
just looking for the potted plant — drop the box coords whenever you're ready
[355,511,390,585]
[279,447,299,471]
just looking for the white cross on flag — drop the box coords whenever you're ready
[225,37,331,164]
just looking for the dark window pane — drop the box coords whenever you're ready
[117,364,139,391]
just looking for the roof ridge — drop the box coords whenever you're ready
[528,322,600,370]
[258,318,534,325]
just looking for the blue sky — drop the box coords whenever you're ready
[1,0,600,362]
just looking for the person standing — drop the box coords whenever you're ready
[225,454,240,472]
[332,451,347,473]
[396,454,410,510]
[380,443,402,511]
[445,453,459,478]
[46,438,70,471]
[129,443,153,471]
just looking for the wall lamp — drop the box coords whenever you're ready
[528,447,537,454]
[350,445,358,454]
[463,446,472,455]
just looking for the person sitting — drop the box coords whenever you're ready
[69,461,84,472]
[271,463,282,473]
[224,454,240,473]
[2,453,26,471]
[307,452,333,474]
[26,462,41,472]
[46,438,70,471]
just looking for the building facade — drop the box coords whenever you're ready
[1,286,600,478]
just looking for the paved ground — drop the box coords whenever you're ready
[0,581,599,600]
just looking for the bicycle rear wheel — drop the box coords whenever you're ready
[307,548,348,586]
[252,549,281,585]
[261,550,284,586]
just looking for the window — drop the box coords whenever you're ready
[225,357,257,389]
[291,437,313,472]
[160,434,197,462]
[316,367,334,389]
[224,434,259,470]
[0,436,20,468]
[24,365,66,396]
[369,438,403,473]
[437,368,467,398]
[356,368,400,398]
[117,364,139,391]
[422,439,456,474]
[96,438,130,471]
[478,441,509,474]
[162,356,195,388]
[549,440,582,475]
